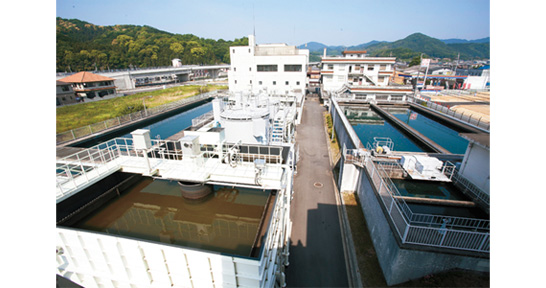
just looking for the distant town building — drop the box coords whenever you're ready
[321,50,396,92]
[228,35,309,95]
[59,72,117,100]
[172,58,182,67]
[459,66,490,90]
[307,65,321,92]
[56,80,77,106]
[320,50,413,99]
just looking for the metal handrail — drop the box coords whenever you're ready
[406,95,490,131]
[342,148,490,252]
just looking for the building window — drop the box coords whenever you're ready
[257,65,278,72]
[285,81,289,85]
[235,80,237,84]
[284,64,302,72]
[380,64,387,70]
[233,49,235,53]
[259,81,262,85]
[250,80,252,84]
[368,65,375,71]
[296,81,300,85]
[249,67,252,71]
[249,49,251,53]
[234,67,236,72]
[327,64,334,70]
[273,81,276,85]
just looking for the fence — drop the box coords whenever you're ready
[343,146,490,253]
[56,137,183,200]
[407,95,490,131]
[56,137,288,200]
[56,91,224,144]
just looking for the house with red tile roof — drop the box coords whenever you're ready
[56,80,77,106]
[59,72,117,99]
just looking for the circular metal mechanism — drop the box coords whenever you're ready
[314,182,323,188]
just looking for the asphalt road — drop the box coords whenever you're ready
[285,95,349,287]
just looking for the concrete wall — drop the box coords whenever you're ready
[460,142,490,193]
[353,166,489,285]
[330,99,361,151]
[331,99,489,285]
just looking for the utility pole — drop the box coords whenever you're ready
[413,53,424,97]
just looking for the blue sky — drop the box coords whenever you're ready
[56,0,490,46]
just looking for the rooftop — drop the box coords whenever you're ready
[342,50,368,54]
[59,71,115,83]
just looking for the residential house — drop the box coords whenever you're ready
[59,72,117,100]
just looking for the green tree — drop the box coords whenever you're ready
[409,55,421,67]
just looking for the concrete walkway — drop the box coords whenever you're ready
[285,96,349,287]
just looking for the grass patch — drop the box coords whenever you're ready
[342,191,388,287]
[56,85,226,133]
[324,111,340,158]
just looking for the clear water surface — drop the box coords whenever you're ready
[388,108,469,154]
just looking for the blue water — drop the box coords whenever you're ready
[121,102,212,139]
[345,108,424,152]
[388,108,469,154]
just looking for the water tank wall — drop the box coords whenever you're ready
[224,118,256,144]
[57,227,263,288]
[56,172,141,225]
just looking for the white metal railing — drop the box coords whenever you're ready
[56,138,179,200]
[191,110,214,127]
[451,170,490,206]
[366,137,395,152]
[224,143,284,166]
[343,147,490,252]
[57,137,287,200]
[407,95,490,131]
[56,139,127,200]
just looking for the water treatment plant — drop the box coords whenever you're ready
[56,35,490,287]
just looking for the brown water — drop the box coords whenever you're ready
[74,177,270,257]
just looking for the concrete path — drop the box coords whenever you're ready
[285,96,349,287]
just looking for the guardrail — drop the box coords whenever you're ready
[56,91,224,144]
[56,139,127,200]
[343,146,490,253]
[407,95,490,131]
[57,136,289,200]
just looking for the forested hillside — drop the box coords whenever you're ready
[301,33,489,62]
[56,18,248,72]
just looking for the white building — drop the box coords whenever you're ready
[321,50,396,93]
[228,35,309,96]
[172,58,182,67]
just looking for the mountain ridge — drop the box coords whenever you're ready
[300,33,489,61]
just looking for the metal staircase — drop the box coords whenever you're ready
[270,117,284,144]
